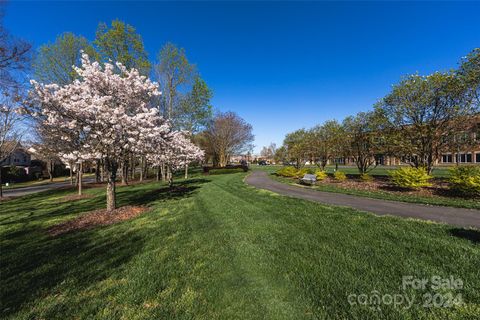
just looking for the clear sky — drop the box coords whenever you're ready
[3,1,480,153]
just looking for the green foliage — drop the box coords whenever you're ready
[276,166,298,177]
[295,167,314,178]
[379,71,474,173]
[209,168,245,175]
[156,42,197,120]
[333,171,347,181]
[310,120,345,169]
[389,167,432,189]
[283,129,310,166]
[342,111,386,174]
[177,77,213,133]
[315,170,328,181]
[94,20,150,74]
[359,173,374,182]
[33,32,99,85]
[449,166,480,196]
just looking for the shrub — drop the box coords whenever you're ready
[315,170,328,181]
[276,166,298,177]
[360,173,373,182]
[333,171,347,181]
[449,166,480,197]
[209,168,245,175]
[295,167,314,178]
[389,167,432,189]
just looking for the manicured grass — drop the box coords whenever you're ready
[1,173,479,319]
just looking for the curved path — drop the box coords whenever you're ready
[2,177,95,198]
[245,170,480,229]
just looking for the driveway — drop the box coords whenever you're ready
[245,170,480,229]
[2,177,95,198]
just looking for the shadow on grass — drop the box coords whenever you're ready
[0,177,210,318]
[449,228,480,245]
[0,227,146,318]
[117,178,209,207]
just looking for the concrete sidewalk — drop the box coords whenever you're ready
[2,177,95,198]
[245,170,480,229]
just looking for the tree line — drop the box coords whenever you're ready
[274,49,480,174]
[0,13,254,199]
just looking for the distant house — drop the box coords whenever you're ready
[0,142,31,168]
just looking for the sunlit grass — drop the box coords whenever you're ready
[1,172,479,319]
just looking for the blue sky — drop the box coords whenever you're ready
[3,1,480,153]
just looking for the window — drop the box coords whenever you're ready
[457,153,473,163]
[442,154,452,163]
[476,153,480,163]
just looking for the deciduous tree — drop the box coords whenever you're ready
[203,112,254,167]
[94,19,150,75]
[0,92,22,197]
[378,72,474,173]
[342,111,385,174]
[31,53,170,211]
[33,32,98,85]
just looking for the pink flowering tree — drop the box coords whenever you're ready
[147,130,203,186]
[30,53,171,211]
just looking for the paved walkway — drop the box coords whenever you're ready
[2,177,95,198]
[245,171,480,229]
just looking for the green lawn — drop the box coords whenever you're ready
[1,172,479,319]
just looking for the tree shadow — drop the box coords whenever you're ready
[0,177,211,317]
[449,228,480,245]
[0,226,146,318]
[117,178,209,207]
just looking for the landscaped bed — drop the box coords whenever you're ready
[270,170,480,209]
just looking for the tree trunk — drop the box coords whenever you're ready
[48,160,53,182]
[101,161,105,182]
[156,166,160,181]
[161,162,166,181]
[69,165,74,185]
[0,167,3,198]
[184,162,188,179]
[168,167,173,188]
[78,162,83,196]
[106,160,118,211]
[95,159,101,183]
[130,154,135,180]
[139,157,144,182]
[120,160,127,185]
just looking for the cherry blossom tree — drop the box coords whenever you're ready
[30,53,172,211]
[147,130,203,187]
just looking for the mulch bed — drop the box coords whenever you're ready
[47,205,148,236]
[316,177,450,197]
[0,196,17,202]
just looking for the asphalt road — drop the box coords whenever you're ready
[2,177,95,198]
[245,170,480,229]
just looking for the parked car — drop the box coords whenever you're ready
[258,160,268,166]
